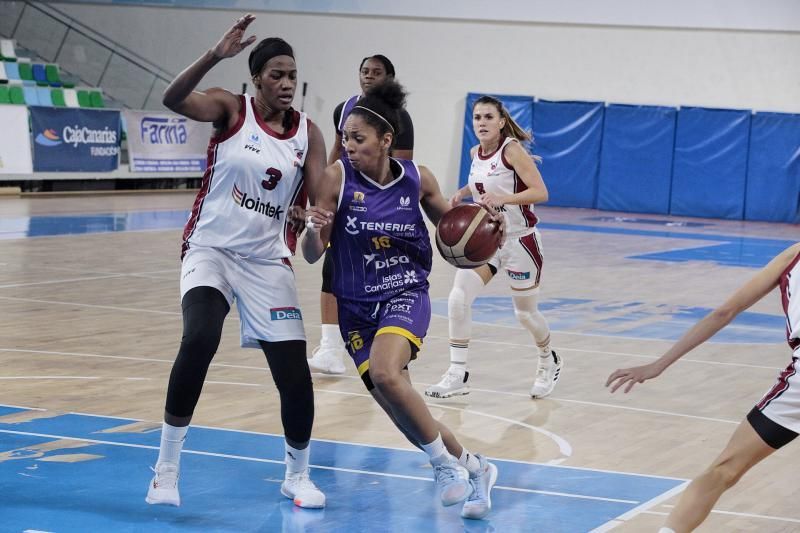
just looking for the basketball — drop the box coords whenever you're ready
[435,203,502,268]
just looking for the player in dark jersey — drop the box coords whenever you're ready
[301,80,498,520]
[607,243,800,532]
[308,55,414,375]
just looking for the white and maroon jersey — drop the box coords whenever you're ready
[182,95,309,260]
[780,250,800,352]
[467,137,538,238]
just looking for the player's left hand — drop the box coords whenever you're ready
[476,200,506,249]
[288,205,306,234]
[478,191,503,211]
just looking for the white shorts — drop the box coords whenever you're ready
[752,356,800,437]
[488,229,544,294]
[180,245,305,348]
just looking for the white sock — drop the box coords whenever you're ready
[156,422,188,467]
[448,348,467,376]
[458,447,481,475]
[285,441,310,475]
[320,324,344,347]
[421,434,450,465]
[658,528,676,533]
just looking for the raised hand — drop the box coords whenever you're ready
[212,13,257,59]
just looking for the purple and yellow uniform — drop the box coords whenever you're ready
[329,156,432,381]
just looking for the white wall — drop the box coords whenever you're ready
[52,3,800,193]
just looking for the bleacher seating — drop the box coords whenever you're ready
[0,39,106,109]
[0,39,16,61]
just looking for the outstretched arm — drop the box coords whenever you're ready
[162,13,257,124]
[606,243,800,393]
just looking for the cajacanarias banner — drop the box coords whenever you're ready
[124,110,211,172]
[30,106,120,172]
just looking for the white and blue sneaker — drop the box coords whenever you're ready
[461,455,498,519]
[433,459,473,506]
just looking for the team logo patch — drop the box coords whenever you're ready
[397,195,412,210]
[270,307,302,320]
[353,191,365,203]
[507,270,531,281]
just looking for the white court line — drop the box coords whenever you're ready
[307,387,573,461]
[660,504,800,524]
[0,297,181,316]
[0,348,742,425]
[0,427,628,505]
[590,481,689,532]
[0,274,127,289]
[0,376,100,380]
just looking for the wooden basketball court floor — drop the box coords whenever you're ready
[0,192,797,532]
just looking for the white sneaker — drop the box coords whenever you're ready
[281,469,326,509]
[425,369,470,398]
[433,459,473,506]
[145,463,180,506]
[530,350,562,398]
[461,455,498,520]
[307,345,347,375]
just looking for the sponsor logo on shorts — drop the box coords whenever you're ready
[507,270,530,281]
[270,307,302,320]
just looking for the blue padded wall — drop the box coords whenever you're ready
[458,93,533,188]
[745,112,800,223]
[670,107,751,220]
[597,104,677,214]
[532,100,604,208]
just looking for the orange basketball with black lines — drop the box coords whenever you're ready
[435,203,502,268]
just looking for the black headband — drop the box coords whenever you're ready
[249,38,294,76]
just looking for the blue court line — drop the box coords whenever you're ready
[431,297,785,344]
[0,405,684,532]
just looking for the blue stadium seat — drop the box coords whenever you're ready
[32,63,48,86]
[4,61,20,82]
[22,85,39,105]
[36,86,53,106]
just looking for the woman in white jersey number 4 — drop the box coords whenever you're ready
[145,14,327,510]
[608,243,800,532]
[426,95,561,400]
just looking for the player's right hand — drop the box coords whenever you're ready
[304,206,334,233]
[605,362,663,393]
[212,13,257,59]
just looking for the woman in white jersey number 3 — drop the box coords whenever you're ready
[145,14,328,509]
[426,95,561,400]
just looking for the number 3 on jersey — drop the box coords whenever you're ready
[262,167,283,191]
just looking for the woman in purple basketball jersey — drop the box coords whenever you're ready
[301,80,498,520]
[607,243,800,532]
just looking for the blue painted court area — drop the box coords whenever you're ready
[0,210,190,239]
[0,405,683,532]
[432,297,785,344]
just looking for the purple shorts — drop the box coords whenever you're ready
[337,287,431,378]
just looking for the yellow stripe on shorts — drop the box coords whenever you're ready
[357,359,370,376]
[376,326,422,348]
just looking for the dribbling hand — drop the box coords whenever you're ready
[212,13,257,59]
[287,205,306,234]
[475,200,506,249]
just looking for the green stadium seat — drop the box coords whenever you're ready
[17,62,33,82]
[0,85,10,104]
[77,89,92,108]
[45,64,62,87]
[50,87,66,106]
[9,85,24,105]
[90,91,104,108]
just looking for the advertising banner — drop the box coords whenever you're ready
[124,110,211,172]
[0,105,33,175]
[30,107,120,172]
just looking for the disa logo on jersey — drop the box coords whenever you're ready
[231,183,284,220]
[270,307,302,320]
[364,254,410,270]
